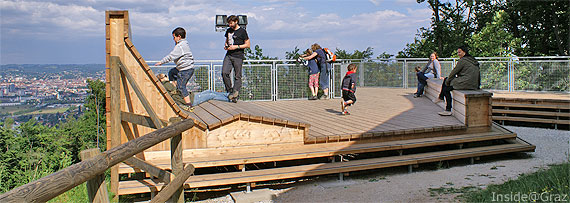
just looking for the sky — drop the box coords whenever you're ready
[0,0,433,64]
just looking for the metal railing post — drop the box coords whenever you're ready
[272,61,277,101]
[508,58,514,92]
[209,62,214,91]
[403,59,407,88]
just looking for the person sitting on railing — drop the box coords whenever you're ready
[414,52,441,98]
[434,46,481,116]
[154,27,195,107]
[300,49,320,100]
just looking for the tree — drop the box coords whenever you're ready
[245,45,279,61]
[335,47,374,59]
[469,10,521,57]
[401,0,569,57]
[285,46,301,60]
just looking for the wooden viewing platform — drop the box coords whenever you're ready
[102,11,535,201]
[116,87,535,196]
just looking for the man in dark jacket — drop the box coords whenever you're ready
[435,46,481,116]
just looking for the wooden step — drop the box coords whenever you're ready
[118,141,534,195]
[493,102,570,110]
[119,128,515,174]
[492,116,570,125]
[493,109,570,117]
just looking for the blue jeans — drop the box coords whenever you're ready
[319,62,331,90]
[176,68,194,97]
[416,72,428,96]
[193,90,229,106]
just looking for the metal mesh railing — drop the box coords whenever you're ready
[513,60,570,91]
[146,56,569,102]
[276,64,309,100]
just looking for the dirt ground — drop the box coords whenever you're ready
[197,126,569,203]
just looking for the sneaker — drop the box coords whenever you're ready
[340,101,345,112]
[413,94,419,98]
[309,96,317,100]
[180,104,194,112]
[438,111,452,116]
[342,110,350,115]
[320,94,329,100]
[231,97,238,103]
[228,90,239,100]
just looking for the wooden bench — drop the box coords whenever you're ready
[425,79,493,127]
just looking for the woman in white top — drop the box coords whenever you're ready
[414,52,442,97]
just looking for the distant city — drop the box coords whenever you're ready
[0,64,105,126]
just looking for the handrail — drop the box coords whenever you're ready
[0,118,194,203]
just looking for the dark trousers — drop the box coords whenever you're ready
[439,77,454,111]
[416,72,428,96]
[222,55,243,93]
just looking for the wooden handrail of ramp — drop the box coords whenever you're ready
[0,118,194,203]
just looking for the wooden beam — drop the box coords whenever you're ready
[0,119,194,203]
[169,117,184,203]
[109,55,122,198]
[124,157,171,184]
[121,111,168,129]
[149,164,195,203]
[113,56,164,129]
[80,149,110,203]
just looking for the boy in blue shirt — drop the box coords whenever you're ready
[341,64,358,115]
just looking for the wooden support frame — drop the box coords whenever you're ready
[112,56,164,129]
[149,164,195,203]
[124,157,172,183]
[121,111,168,129]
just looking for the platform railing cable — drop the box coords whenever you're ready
[0,118,195,203]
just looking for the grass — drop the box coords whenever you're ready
[48,183,89,203]
[0,104,35,115]
[461,162,570,202]
[24,107,70,115]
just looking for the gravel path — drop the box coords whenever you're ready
[197,126,569,203]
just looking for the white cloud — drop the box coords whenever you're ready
[1,1,100,38]
[369,0,382,6]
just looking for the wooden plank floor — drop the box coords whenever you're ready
[490,91,570,101]
[246,88,464,143]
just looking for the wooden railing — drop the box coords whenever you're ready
[0,118,195,203]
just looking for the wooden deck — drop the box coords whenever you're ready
[247,88,464,143]
[491,91,570,101]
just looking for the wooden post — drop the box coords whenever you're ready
[169,117,184,203]
[150,164,195,203]
[80,149,110,203]
[109,52,122,200]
